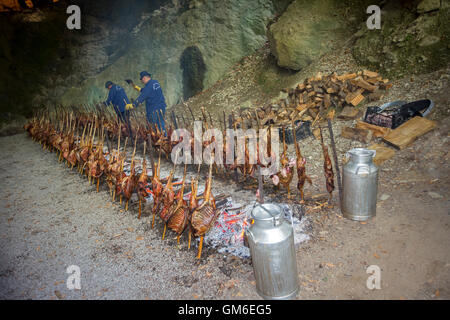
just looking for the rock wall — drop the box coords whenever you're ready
[352,0,450,78]
[267,0,347,71]
[0,0,167,119]
[61,0,275,108]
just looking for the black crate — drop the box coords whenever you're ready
[279,121,312,144]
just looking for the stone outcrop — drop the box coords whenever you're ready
[266,0,349,71]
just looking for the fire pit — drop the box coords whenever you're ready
[123,155,310,258]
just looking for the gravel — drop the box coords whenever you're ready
[0,133,262,300]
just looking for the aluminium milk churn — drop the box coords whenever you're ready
[246,203,299,300]
[342,148,378,221]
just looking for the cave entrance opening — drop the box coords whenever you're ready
[180,45,206,101]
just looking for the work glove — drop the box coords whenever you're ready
[125,79,141,92]
[125,103,134,110]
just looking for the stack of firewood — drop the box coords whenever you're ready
[235,70,392,128]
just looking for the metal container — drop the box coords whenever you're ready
[246,203,299,300]
[342,148,378,221]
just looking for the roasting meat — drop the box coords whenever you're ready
[151,157,163,228]
[319,127,335,203]
[276,127,294,198]
[167,165,189,243]
[292,121,312,202]
[191,160,218,259]
[137,157,149,219]
[322,144,335,203]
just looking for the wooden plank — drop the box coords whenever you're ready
[338,106,362,120]
[379,82,393,90]
[363,70,379,78]
[324,94,331,108]
[355,121,391,138]
[350,93,365,107]
[308,107,319,119]
[299,92,304,104]
[315,72,323,81]
[345,89,364,106]
[367,90,384,102]
[368,143,396,166]
[297,83,306,90]
[366,77,381,85]
[337,73,357,81]
[327,109,335,119]
[382,116,437,149]
[296,103,308,112]
[341,126,373,144]
[350,77,378,92]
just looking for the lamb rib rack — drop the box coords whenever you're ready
[159,167,175,241]
[319,127,335,203]
[167,164,189,244]
[121,135,138,211]
[278,126,294,198]
[191,157,218,259]
[292,120,312,202]
[137,142,149,219]
[151,147,163,229]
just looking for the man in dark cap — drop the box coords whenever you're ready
[104,81,133,137]
[125,71,167,134]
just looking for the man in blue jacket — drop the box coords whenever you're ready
[126,71,167,134]
[104,81,133,137]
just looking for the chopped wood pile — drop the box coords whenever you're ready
[235,70,392,128]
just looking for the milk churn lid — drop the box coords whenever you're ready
[347,148,376,161]
[348,148,374,156]
[251,203,282,222]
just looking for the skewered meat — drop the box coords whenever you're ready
[292,121,312,202]
[277,127,294,198]
[191,159,218,259]
[319,127,335,203]
[151,150,163,228]
[113,137,128,202]
[121,137,138,210]
[159,169,175,240]
[137,142,149,219]
[167,164,189,244]
[67,146,77,168]
[121,166,137,211]
[106,125,122,198]
[322,144,334,203]
[186,176,200,249]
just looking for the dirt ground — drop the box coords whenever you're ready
[1,42,449,299]
[0,115,449,300]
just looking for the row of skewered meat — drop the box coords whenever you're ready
[196,107,335,203]
[26,106,335,205]
[24,115,220,259]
